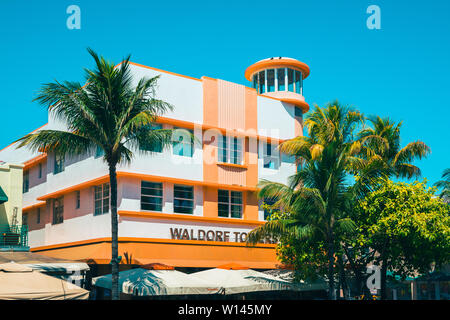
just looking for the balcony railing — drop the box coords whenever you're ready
[0,225,29,249]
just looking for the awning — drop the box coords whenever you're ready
[191,267,297,295]
[93,268,221,296]
[262,269,328,291]
[0,251,89,273]
[0,186,7,204]
[0,262,89,300]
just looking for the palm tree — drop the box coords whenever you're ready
[434,168,450,203]
[248,101,378,299]
[15,49,175,300]
[359,116,430,179]
[358,115,431,299]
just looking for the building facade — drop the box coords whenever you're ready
[0,57,310,270]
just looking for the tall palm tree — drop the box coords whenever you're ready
[359,116,430,179]
[15,49,175,300]
[358,115,430,299]
[434,168,450,203]
[248,101,380,299]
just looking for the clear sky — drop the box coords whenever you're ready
[1,0,449,185]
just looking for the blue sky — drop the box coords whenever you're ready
[1,0,449,185]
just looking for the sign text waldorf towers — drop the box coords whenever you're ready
[169,227,275,244]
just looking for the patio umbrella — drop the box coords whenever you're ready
[262,269,327,291]
[0,262,89,300]
[92,267,221,296]
[191,264,296,295]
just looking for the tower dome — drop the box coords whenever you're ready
[245,57,310,112]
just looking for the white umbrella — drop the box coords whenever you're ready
[0,262,89,300]
[191,266,296,295]
[92,268,221,296]
[262,269,328,291]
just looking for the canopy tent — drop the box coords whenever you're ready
[262,269,328,291]
[191,265,297,295]
[0,262,89,300]
[0,251,89,273]
[92,267,221,296]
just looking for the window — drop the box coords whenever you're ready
[95,146,104,158]
[295,107,303,118]
[52,197,64,225]
[252,75,258,90]
[23,170,29,193]
[218,135,243,165]
[267,69,275,92]
[258,70,265,94]
[288,69,294,92]
[172,128,193,157]
[94,183,109,215]
[22,212,28,226]
[139,124,163,153]
[173,185,194,214]
[76,190,80,209]
[295,70,302,94]
[38,163,42,179]
[218,190,243,218]
[141,181,163,211]
[263,142,280,170]
[54,153,65,174]
[37,207,41,224]
[277,68,285,91]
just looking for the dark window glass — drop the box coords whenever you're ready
[141,181,163,211]
[174,185,194,214]
[23,170,29,193]
[94,183,109,215]
[76,190,80,209]
[52,197,64,225]
[295,107,303,117]
[139,124,163,153]
[277,68,285,91]
[258,71,265,94]
[295,70,301,94]
[267,69,275,92]
[288,69,294,92]
[218,190,242,218]
[54,153,65,174]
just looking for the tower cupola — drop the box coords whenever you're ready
[245,57,310,112]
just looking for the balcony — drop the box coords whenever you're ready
[0,225,29,251]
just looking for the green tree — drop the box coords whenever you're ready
[358,116,431,298]
[357,179,450,299]
[247,101,381,299]
[16,49,176,300]
[434,168,450,203]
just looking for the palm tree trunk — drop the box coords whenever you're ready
[327,239,336,300]
[109,164,119,300]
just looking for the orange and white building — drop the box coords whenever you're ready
[0,57,309,272]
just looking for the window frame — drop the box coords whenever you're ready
[218,135,243,165]
[173,184,194,214]
[52,196,64,225]
[54,153,65,174]
[23,170,29,193]
[218,189,243,219]
[172,128,194,157]
[141,181,163,212]
[94,183,110,216]
[263,142,280,170]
